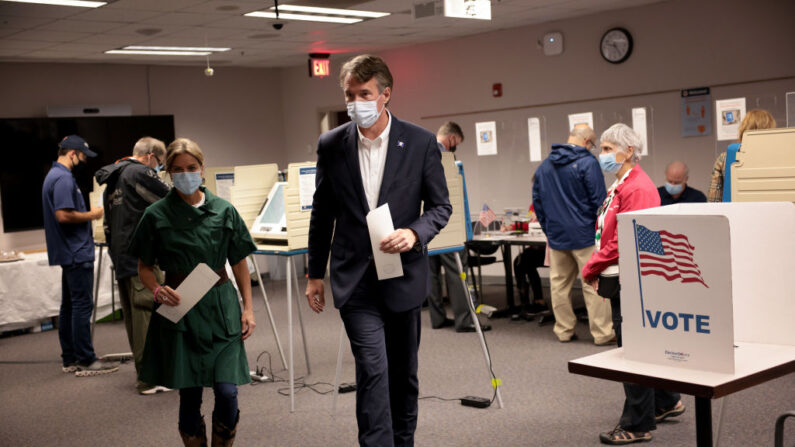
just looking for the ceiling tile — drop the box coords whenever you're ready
[68,7,162,23]
[35,19,123,33]
[0,39,54,50]
[145,12,223,26]
[8,29,90,42]
[103,0,208,12]
[0,15,57,29]
[0,2,82,19]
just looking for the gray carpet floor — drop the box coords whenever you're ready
[1,277,793,446]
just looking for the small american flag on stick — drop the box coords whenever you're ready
[479,203,496,229]
[636,224,708,288]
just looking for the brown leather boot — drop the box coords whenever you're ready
[211,411,239,447]
[179,416,208,447]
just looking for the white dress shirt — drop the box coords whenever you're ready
[357,111,392,211]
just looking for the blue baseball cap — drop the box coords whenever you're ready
[59,134,98,158]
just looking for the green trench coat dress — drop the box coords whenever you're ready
[129,186,256,389]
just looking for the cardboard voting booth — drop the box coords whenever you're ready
[731,128,795,202]
[90,178,106,243]
[228,163,279,229]
[282,161,316,250]
[427,152,468,251]
[204,166,234,202]
[617,202,795,374]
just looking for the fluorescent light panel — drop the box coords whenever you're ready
[123,46,230,52]
[245,11,362,24]
[105,50,211,56]
[1,0,106,7]
[270,5,389,18]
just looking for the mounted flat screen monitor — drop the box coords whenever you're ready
[251,182,287,240]
[0,115,174,232]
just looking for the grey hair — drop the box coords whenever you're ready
[600,123,642,163]
[132,137,166,158]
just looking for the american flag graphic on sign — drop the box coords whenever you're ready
[479,203,497,229]
[636,224,708,288]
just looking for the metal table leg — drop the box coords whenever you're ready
[695,396,713,447]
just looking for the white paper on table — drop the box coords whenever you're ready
[475,121,498,156]
[632,107,649,156]
[568,112,593,131]
[156,263,220,323]
[365,204,404,280]
[715,97,746,141]
[527,117,542,162]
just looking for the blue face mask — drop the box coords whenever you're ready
[154,165,163,173]
[665,182,684,196]
[599,152,622,174]
[172,171,202,195]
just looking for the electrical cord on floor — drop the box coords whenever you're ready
[249,350,336,396]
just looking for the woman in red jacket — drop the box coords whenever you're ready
[582,124,685,445]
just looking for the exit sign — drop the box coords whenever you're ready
[308,56,330,78]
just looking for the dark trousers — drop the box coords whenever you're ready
[600,275,681,433]
[427,250,472,330]
[179,383,238,435]
[514,246,545,307]
[340,269,422,447]
[59,262,97,366]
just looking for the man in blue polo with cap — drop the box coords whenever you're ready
[42,135,118,376]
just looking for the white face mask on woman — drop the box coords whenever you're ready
[346,94,384,129]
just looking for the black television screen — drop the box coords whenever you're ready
[0,115,175,232]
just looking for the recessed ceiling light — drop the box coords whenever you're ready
[105,50,211,56]
[270,5,389,18]
[1,0,106,7]
[123,46,230,52]
[244,11,362,24]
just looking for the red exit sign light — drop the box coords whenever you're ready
[309,58,330,78]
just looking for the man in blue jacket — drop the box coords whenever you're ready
[532,124,614,345]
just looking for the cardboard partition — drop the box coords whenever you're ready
[427,152,467,251]
[732,128,795,203]
[617,202,795,374]
[283,162,316,250]
[228,164,279,229]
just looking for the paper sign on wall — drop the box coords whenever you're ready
[475,121,497,156]
[568,112,593,131]
[527,117,542,162]
[632,107,649,156]
[618,212,734,374]
[715,97,746,141]
[681,87,712,137]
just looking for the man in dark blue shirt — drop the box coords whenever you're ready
[42,135,118,376]
[658,161,706,205]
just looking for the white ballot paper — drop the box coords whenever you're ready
[156,263,220,323]
[366,204,404,280]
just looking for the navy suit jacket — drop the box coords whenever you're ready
[307,115,452,312]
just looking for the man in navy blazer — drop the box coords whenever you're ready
[305,55,451,447]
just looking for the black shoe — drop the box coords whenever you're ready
[432,318,455,329]
[456,323,491,333]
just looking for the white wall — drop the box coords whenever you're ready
[278,0,795,215]
[0,63,286,250]
[2,0,794,251]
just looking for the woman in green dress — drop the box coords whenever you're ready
[129,138,257,447]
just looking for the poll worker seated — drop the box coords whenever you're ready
[657,161,706,205]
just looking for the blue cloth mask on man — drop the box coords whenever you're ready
[664,182,684,196]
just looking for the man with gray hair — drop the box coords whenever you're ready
[95,136,170,395]
[532,124,614,345]
[658,161,706,205]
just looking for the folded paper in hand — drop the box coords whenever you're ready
[366,204,404,280]
[156,263,220,323]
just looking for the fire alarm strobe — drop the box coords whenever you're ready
[543,32,563,56]
[492,83,502,97]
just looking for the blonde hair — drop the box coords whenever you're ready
[738,109,776,140]
[165,138,204,172]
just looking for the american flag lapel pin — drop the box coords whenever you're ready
[397,141,405,149]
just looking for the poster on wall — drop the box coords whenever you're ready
[527,117,542,162]
[681,87,712,137]
[567,112,593,131]
[715,97,746,141]
[475,121,497,156]
[632,107,649,156]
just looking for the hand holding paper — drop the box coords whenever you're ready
[366,204,405,280]
[156,263,220,323]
